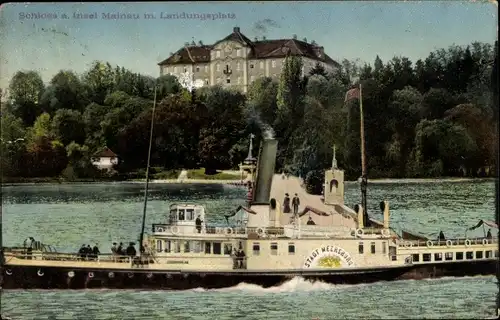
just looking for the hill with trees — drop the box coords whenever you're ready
[1,41,497,185]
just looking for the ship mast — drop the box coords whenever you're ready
[138,86,157,254]
[359,83,369,226]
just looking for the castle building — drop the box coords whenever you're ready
[158,27,339,93]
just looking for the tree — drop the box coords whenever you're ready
[275,55,308,169]
[41,70,87,113]
[246,77,278,127]
[51,109,86,146]
[8,71,45,125]
[82,61,115,104]
[197,86,246,174]
[309,62,328,78]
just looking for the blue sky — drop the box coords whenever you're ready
[0,1,497,90]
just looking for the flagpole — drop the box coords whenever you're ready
[359,83,368,227]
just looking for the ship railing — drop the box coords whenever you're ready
[397,237,498,248]
[4,251,143,264]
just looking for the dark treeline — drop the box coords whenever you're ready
[0,41,497,186]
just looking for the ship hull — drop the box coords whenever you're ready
[1,260,495,290]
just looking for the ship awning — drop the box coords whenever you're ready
[224,206,257,220]
[468,219,499,231]
[298,205,330,217]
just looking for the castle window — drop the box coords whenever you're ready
[204,242,211,254]
[156,240,163,253]
[216,51,220,58]
[259,61,264,69]
[236,49,241,56]
[223,243,232,255]
[456,252,463,260]
[250,64,254,69]
[370,242,376,254]
[358,242,364,254]
[485,250,492,258]
[216,64,220,72]
[196,66,200,72]
[226,78,230,84]
[184,241,190,253]
[288,243,295,254]
[271,60,276,68]
[382,242,386,254]
[445,252,453,260]
[423,253,431,261]
[193,241,201,253]
[434,253,442,261]
[475,251,483,259]
[412,254,419,262]
[466,251,473,259]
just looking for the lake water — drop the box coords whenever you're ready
[1,180,497,319]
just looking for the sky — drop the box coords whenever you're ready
[0,1,497,91]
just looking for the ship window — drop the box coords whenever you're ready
[445,252,453,261]
[422,253,431,262]
[169,209,177,223]
[270,242,278,255]
[485,250,492,258]
[382,242,387,254]
[434,253,442,261]
[370,242,376,254]
[358,242,364,254]
[184,241,190,253]
[186,209,194,220]
[466,251,473,260]
[174,241,181,253]
[476,251,483,259]
[456,252,464,260]
[204,242,211,254]
[156,240,163,253]
[178,209,185,221]
[412,254,419,262]
[253,243,260,255]
[193,241,201,253]
[223,243,232,255]
[288,243,295,254]
[213,242,222,255]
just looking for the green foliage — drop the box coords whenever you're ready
[187,168,242,180]
[2,41,497,181]
[305,170,324,195]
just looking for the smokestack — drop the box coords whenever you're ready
[252,138,278,204]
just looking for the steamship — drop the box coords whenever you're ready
[0,136,497,290]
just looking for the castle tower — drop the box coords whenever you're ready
[323,144,345,206]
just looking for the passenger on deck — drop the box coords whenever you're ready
[86,245,92,259]
[292,194,300,215]
[92,243,100,260]
[487,229,492,239]
[111,242,118,261]
[307,217,316,225]
[195,216,203,233]
[232,248,239,269]
[238,249,246,269]
[117,242,124,255]
[283,193,291,213]
[79,244,86,259]
[438,231,446,241]
[126,242,137,257]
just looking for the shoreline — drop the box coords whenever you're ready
[1,177,495,187]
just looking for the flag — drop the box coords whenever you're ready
[344,86,360,103]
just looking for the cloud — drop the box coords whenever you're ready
[252,19,280,35]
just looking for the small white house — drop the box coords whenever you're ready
[91,147,119,171]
